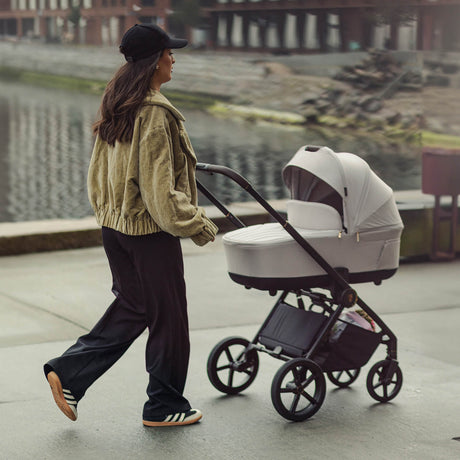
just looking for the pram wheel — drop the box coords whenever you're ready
[207,336,259,395]
[366,359,403,403]
[327,369,360,388]
[271,358,326,422]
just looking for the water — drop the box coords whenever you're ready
[0,80,421,223]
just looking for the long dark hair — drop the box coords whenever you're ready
[92,51,162,146]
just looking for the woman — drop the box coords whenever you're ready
[44,23,217,427]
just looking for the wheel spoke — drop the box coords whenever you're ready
[280,388,294,394]
[224,348,234,363]
[336,371,344,381]
[236,350,246,361]
[216,364,232,371]
[301,390,318,405]
[227,369,234,387]
[290,394,301,413]
[345,370,354,379]
[383,385,389,400]
[300,373,315,390]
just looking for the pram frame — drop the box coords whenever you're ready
[197,157,402,420]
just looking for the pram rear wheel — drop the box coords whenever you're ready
[366,359,403,403]
[327,368,360,388]
[207,336,259,395]
[271,358,326,422]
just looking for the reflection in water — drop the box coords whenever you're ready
[0,82,97,222]
[0,81,421,223]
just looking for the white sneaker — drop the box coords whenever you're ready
[143,409,202,427]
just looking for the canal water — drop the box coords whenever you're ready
[0,80,421,223]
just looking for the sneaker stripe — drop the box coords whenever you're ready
[47,371,78,421]
[143,409,202,427]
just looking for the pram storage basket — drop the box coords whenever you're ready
[258,301,381,370]
[258,303,327,357]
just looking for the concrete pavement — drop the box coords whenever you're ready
[1,236,460,459]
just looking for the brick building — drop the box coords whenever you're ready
[0,0,171,45]
[1,0,460,50]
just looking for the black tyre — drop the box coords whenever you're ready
[327,368,360,388]
[271,358,326,422]
[207,336,259,395]
[366,360,403,403]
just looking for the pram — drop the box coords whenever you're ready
[196,145,404,422]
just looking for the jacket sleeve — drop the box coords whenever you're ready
[138,122,217,244]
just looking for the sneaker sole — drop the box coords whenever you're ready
[47,371,77,421]
[142,413,202,427]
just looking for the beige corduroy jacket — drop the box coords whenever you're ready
[87,90,218,246]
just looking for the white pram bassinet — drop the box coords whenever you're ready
[223,146,404,290]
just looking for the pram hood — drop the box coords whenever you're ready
[282,146,404,235]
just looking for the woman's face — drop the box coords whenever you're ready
[151,49,175,90]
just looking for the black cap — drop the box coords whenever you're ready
[119,23,188,62]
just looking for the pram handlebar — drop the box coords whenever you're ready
[197,163,251,189]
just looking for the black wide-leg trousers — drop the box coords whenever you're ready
[44,227,191,418]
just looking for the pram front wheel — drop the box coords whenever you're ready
[207,336,259,395]
[366,359,403,403]
[327,369,360,388]
[271,358,326,422]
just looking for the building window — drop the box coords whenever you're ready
[141,0,155,6]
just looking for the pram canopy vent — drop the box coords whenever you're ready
[282,146,403,235]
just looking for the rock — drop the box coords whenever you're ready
[301,106,319,121]
[315,99,333,114]
[301,92,320,105]
[386,111,402,125]
[361,97,383,113]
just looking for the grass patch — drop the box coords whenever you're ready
[0,66,107,94]
[209,102,305,125]
[162,90,228,110]
[421,130,460,149]
[0,66,228,110]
